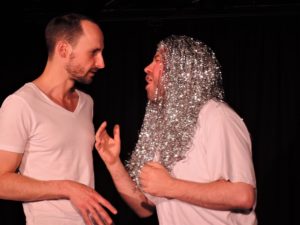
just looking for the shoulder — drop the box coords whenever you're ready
[199,99,247,133]
[1,83,34,108]
[200,99,239,121]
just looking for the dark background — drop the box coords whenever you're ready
[0,0,299,224]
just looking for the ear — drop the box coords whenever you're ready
[56,40,70,58]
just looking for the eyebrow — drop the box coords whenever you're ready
[91,47,103,54]
[154,54,161,60]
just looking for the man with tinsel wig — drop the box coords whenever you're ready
[95,35,257,225]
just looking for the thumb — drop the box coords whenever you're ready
[95,121,107,141]
[147,161,164,168]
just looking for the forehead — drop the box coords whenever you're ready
[77,20,104,48]
[155,46,168,59]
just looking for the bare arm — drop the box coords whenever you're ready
[95,122,154,217]
[0,150,117,225]
[140,162,255,211]
[0,150,63,201]
[104,159,155,217]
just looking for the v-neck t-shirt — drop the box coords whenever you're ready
[0,82,95,224]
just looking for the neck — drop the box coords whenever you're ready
[32,64,79,112]
[34,60,76,98]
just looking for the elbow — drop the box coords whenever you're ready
[133,201,155,218]
[237,186,255,210]
[135,205,154,218]
[136,210,154,218]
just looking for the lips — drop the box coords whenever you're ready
[90,68,98,74]
[145,74,153,83]
[145,75,152,90]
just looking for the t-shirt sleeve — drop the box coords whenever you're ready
[0,95,32,153]
[203,103,256,187]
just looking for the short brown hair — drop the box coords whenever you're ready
[45,13,97,58]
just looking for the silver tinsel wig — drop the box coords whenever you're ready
[126,35,225,185]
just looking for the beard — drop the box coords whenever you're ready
[72,74,93,84]
[66,62,97,84]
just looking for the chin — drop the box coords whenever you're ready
[76,78,93,85]
[146,91,152,100]
[147,94,155,102]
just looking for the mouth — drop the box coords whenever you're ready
[145,74,153,83]
[87,73,95,78]
[89,69,98,74]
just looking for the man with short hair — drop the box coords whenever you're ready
[0,13,117,225]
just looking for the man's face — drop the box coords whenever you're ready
[144,51,164,101]
[66,20,105,84]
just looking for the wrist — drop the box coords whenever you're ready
[165,177,178,198]
[55,180,71,199]
[106,159,128,180]
[36,180,70,201]
[106,158,122,171]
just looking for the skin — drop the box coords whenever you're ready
[95,50,256,217]
[144,51,164,101]
[96,122,154,217]
[0,20,117,225]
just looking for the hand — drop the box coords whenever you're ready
[139,162,175,197]
[95,121,121,166]
[66,180,117,225]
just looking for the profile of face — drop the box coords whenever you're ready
[144,50,164,101]
[66,20,105,84]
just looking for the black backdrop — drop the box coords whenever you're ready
[0,5,299,225]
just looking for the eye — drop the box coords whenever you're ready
[154,56,161,62]
[91,50,98,56]
[91,48,102,57]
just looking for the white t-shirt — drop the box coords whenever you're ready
[0,83,95,225]
[146,99,257,225]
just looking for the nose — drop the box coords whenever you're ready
[95,53,105,69]
[144,62,152,74]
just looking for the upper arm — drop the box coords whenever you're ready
[0,95,32,154]
[0,150,23,175]
[204,103,256,187]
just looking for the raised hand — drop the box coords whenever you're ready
[65,180,117,225]
[139,162,176,197]
[95,121,121,166]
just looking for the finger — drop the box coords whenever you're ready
[138,169,147,180]
[95,137,105,152]
[97,195,117,215]
[139,166,155,180]
[81,210,93,225]
[141,163,153,172]
[145,161,162,167]
[88,207,105,225]
[139,178,147,191]
[139,165,147,175]
[93,204,113,225]
[96,121,107,141]
[113,124,120,143]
